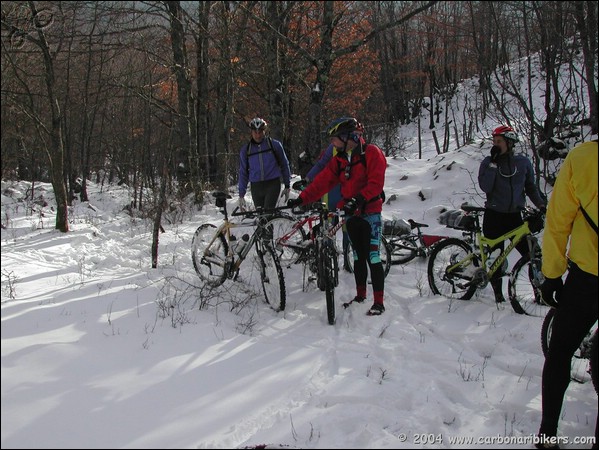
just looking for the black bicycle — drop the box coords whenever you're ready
[541,308,598,392]
[383,218,449,264]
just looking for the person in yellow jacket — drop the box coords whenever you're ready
[536,139,598,449]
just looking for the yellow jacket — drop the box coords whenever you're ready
[542,140,598,278]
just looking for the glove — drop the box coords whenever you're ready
[238,197,247,212]
[343,194,366,216]
[490,145,502,162]
[540,276,563,308]
[287,197,303,208]
[280,187,290,202]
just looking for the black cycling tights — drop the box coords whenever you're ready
[346,216,385,295]
[539,263,598,440]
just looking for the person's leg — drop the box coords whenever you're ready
[250,182,267,209]
[250,178,281,210]
[262,178,282,210]
[342,227,351,271]
[539,264,598,439]
[363,214,384,308]
[346,217,369,300]
[483,210,509,302]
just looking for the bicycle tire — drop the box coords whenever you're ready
[344,235,392,278]
[265,214,309,268]
[387,235,418,264]
[256,242,286,312]
[590,331,598,394]
[427,238,478,300]
[322,241,337,325]
[508,254,548,317]
[540,308,555,357]
[191,224,228,286]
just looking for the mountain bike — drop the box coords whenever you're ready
[281,180,392,277]
[427,204,546,316]
[190,192,286,312]
[266,206,392,278]
[266,202,355,325]
[541,308,598,392]
[383,218,449,264]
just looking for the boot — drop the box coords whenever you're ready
[490,278,506,303]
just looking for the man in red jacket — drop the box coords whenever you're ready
[287,117,387,315]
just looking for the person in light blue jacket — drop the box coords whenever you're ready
[478,125,546,303]
[238,118,291,210]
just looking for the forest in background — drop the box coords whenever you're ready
[1,1,597,236]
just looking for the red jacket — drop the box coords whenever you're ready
[299,140,386,214]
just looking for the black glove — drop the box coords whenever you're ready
[287,197,303,208]
[540,276,563,308]
[343,194,366,216]
[490,145,502,162]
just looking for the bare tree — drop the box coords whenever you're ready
[2,2,69,231]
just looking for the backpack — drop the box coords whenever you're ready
[438,209,475,231]
[337,142,386,203]
[245,137,282,178]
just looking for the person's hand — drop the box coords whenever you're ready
[490,145,502,162]
[287,197,302,208]
[280,188,290,202]
[343,195,365,216]
[540,276,563,308]
[238,197,247,212]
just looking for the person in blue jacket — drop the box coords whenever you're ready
[238,117,291,211]
[305,144,351,271]
[478,125,546,303]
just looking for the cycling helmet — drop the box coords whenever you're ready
[249,117,267,130]
[492,125,519,143]
[325,117,364,138]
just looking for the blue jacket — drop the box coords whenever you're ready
[478,151,545,213]
[306,145,333,181]
[306,144,341,208]
[238,137,291,197]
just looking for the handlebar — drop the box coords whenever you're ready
[231,204,296,218]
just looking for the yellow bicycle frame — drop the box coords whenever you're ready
[447,220,534,279]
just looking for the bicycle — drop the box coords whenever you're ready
[383,218,449,265]
[267,202,341,324]
[190,192,286,312]
[266,206,392,279]
[541,308,598,392]
[427,204,546,316]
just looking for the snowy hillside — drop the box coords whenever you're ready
[2,45,597,448]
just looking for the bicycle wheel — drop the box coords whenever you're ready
[344,235,392,278]
[256,241,286,312]
[427,238,478,300]
[265,214,308,268]
[590,331,598,394]
[540,308,554,357]
[387,235,418,264]
[191,224,228,287]
[508,254,548,316]
[541,308,595,385]
[321,241,337,325]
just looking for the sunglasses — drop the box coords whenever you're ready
[251,127,265,132]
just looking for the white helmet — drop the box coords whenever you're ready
[249,117,267,130]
